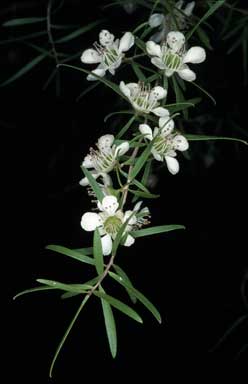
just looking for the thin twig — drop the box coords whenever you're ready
[47,0,59,65]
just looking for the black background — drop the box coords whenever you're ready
[2,0,248,382]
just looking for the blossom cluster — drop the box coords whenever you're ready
[79,5,206,255]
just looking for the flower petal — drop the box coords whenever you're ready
[146,41,162,57]
[165,68,174,77]
[183,47,206,64]
[173,135,189,151]
[150,30,166,43]
[101,234,112,255]
[151,149,163,162]
[139,124,153,140]
[148,13,165,28]
[184,1,195,16]
[98,134,114,152]
[101,195,119,215]
[175,0,184,10]
[115,141,129,156]
[101,173,113,187]
[81,49,101,64]
[133,201,142,212]
[123,210,137,226]
[152,107,169,117]
[79,171,99,187]
[166,31,185,52]
[82,154,94,168]
[119,32,134,53]
[151,86,167,100]
[119,81,131,98]
[81,212,102,231]
[159,116,175,135]
[99,30,114,47]
[165,156,179,175]
[151,57,166,70]
[178,66,196,81]
[124,234,135,247]
[87,67,106,81]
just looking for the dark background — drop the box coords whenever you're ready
[2,0,247,382]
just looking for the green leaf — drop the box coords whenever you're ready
[81,166,104,202]
[61,277,99,299]
[129,140,154,181]
[0,54,47,87]
[186,134,248,146]
[129,189,160,199]
[94,229,104,275]
[190,81,216,105]
[132,21,148,35]
[100,286,117,358]
[0,31,47,45]
[187,1,225,40]
[196,26,212,50]
[3,17,45,27]
[74,247,93,255]
[13,286,58,300]
[131,224,185,238]
[76,82,100,101]
[109,272,162,323]
[95,290,143,323]
[113,264,137,303]
[58,64,127,100]
[116,115,136,139]
[131,61,146,82]
[36,279,91,293]
[56,20,104,43]
[119,169,150,193]
[112,212,136,256]
[104,110,133,123]
[46,245,95,265]
[49,295,90,377]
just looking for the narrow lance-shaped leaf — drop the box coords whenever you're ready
[131,61,146,82]
[81,166,104,202]
[113,264,137,303]
[58,64,128,100]
[131,224,185,238]
[187,0,225,40]
[116,115,136,139]
[56,20,104,43]
[109,271,162,323]
[93,229,104,275]
[112,212,136,256]
[0,54,47,87]
[100,286,117,358]
[94,290,143,323]
[46,244,95,265]
[49,295,90,377]
[13,286,59,300]
[3,17,45,27]
[36,279,91,293]
[130,140,154,181]
[186,134,248,146]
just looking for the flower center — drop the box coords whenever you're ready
[132,83,158,113]
[103,47,121,68]
[90,148,116,173]
[153,135,170,155]
[162,47,182,71]
[104,216,122,236]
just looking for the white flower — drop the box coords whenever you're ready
[80,195,149,255]
[81,30,134,81]
[139,116,189,175]
[146,31,206,82]
[80,134,129,187]
[149,1,195,43]
[120,81,168,116]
